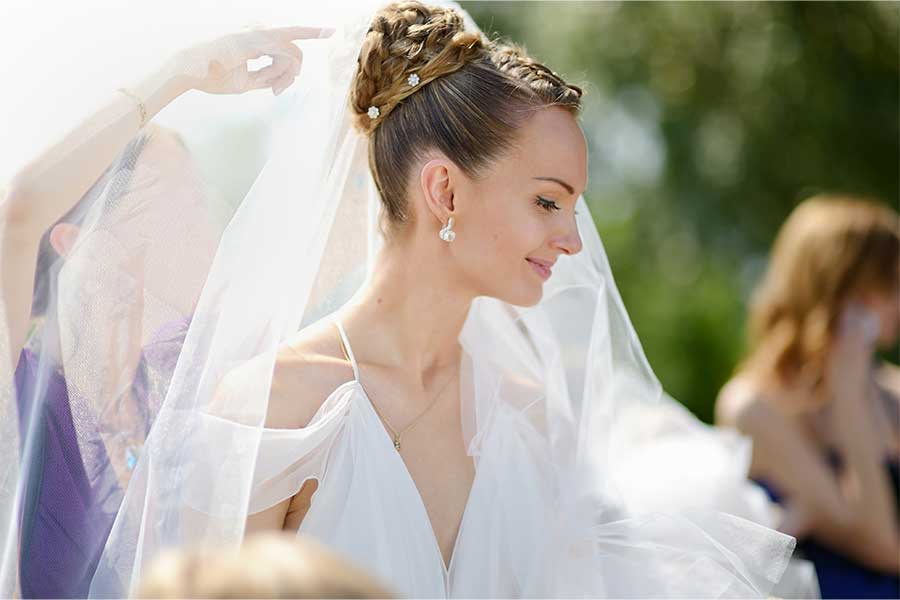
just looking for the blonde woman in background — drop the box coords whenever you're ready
[717,195,900,598]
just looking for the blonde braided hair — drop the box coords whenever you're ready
[489,42,583,112]
[351,2,485,134]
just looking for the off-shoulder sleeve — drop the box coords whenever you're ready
[247,384,354,514]
[189,360,355,518]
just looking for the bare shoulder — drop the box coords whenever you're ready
[215,318,354,430]
[715,374,779,432]
[267,317,357,430]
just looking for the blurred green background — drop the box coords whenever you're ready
[462,1,899,423]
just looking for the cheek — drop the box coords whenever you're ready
[484,218,544,268]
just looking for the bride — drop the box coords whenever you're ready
[244,3,586,566]
[2,1,801,597]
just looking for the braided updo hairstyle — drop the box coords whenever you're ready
[351,1,583,238]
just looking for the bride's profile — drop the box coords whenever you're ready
[1,1,803,597]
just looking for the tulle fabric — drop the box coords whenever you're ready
[1,1,806,597]
[232,248,800,598]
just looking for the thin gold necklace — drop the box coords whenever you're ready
[373,366,459,451]
[338,326,458,451]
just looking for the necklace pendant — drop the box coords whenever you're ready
[393,437,401,451]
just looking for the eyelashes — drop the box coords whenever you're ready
[535,196,579,215]
[535,196,560,212]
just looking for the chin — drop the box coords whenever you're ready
[479,265,546,307]
[483,282,542,308]
[524,287,544,307]
[509,282,545,308]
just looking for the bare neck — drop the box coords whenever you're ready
[339,237,474,389]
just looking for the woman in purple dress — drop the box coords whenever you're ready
[2,24,329,596]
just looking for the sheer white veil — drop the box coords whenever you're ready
[1,1,800,597]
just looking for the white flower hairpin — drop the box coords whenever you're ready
[367,72,422,122]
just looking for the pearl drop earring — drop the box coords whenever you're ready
[439,216,456,242]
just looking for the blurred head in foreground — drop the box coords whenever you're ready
[739,194,899,408]
[135,532,394,599]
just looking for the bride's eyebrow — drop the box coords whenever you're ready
[533,176,574,195]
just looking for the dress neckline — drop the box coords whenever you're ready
[331,316,474,579]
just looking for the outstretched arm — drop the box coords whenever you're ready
[0,62,187,374]
[0,25,330,373]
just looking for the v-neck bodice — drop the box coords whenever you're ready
[242,316,553,597]
[249,360,556,597]
[332,318,471,577]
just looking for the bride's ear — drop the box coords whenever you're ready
[418,157,456,224]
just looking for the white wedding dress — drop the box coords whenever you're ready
[241,316,797,598]
[254,318,471,596]
[253,316,568,597]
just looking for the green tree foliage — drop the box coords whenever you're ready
[463,1,899,422]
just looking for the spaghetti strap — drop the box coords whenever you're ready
[334,318,360,382]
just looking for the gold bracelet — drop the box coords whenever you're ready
[116,87,147,129]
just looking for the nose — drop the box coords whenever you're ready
[552,219,583,256]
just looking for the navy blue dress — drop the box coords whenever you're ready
[754,449,900,599]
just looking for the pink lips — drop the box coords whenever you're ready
[526,258,553,280]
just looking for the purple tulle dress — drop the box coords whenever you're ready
[14,316,191,598]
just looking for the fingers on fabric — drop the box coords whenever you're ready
[234,26,328,94]
[244,32,302,91]
[248,52,302,94]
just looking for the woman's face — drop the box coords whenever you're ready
[450,107,588,307]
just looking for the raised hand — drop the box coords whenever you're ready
[827,301,880,403]
[175,25,335,96]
